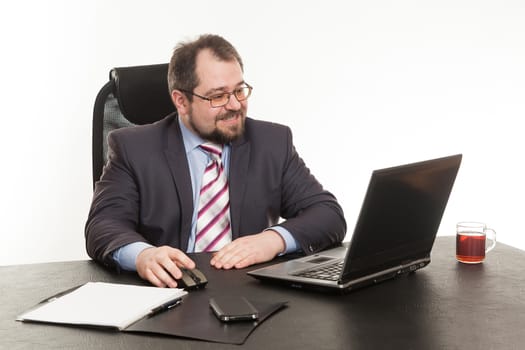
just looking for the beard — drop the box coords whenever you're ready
[188,110,246,144]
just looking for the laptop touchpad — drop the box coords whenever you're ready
[305,256,335,264]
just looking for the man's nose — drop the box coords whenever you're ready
[224,93,241,110]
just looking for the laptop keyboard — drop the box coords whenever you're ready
[292,261,344,281]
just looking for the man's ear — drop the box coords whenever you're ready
[171,90,189,115]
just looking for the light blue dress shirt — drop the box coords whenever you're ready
[113,118,298,271]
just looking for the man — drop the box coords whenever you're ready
[85,34,346,288]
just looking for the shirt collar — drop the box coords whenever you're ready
[178,117,204,155]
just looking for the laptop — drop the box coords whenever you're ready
[248,154,462,293]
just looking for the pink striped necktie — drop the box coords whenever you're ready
[194,143,232,252]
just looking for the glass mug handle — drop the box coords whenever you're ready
[485,228,497,253]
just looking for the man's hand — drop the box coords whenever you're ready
[210,230,285,269]
[136,246,195,288]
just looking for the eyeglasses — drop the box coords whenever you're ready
[180,84,253,108]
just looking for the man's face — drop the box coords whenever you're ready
[181,49,247,144]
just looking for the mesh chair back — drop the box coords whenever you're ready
[92,63,176,188]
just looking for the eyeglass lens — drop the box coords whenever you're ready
[210,86,252,107]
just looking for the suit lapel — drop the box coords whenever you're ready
[163,115,193,251]
[229,131,250,238]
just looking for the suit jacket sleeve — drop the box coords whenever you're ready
[85,115,193,268]
[274,127,346,254]
[231,119,346,254]
[85,128,148,267]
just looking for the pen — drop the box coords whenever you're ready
[148,297,183,317]
[40,284,84,304]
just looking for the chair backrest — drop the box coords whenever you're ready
[92,63,176,188]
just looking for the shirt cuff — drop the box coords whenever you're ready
[267,226,298,254]
[112,242,153,271]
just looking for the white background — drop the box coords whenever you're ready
[1,0,524,265]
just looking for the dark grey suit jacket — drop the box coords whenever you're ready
[85,114,346,268]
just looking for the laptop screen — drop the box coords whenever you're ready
[342,155,462,280]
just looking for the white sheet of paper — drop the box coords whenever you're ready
[17,282,187,330]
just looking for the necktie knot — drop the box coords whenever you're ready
[200,143,223,162]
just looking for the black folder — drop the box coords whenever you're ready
[126,291,287,344]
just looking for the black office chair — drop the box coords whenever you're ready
[92,63,176,188]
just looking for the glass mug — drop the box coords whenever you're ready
[456,222,496,264]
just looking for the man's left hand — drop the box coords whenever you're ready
[210,230,285,269]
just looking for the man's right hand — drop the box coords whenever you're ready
[136,246,195,288]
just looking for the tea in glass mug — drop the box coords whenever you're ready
[456,222,496,264]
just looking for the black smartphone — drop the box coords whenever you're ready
[209,296,259,322]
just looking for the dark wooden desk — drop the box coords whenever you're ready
[2,237,525,349]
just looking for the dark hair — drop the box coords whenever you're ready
[167,34,244,101]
